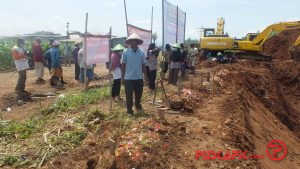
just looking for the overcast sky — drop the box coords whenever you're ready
[0,0,299,44]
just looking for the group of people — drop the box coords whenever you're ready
[109,34,199,114]
[206,51,237,64]
[12,38,68,94]
[11,37,97,96]
[12,33,199,115]
[161,43,198,85]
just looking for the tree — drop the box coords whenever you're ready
[185,38,199,46]
[152,32,158,43]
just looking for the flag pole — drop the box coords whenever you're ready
[124,0,129,36]
[109,27,113,113]
[151,6,153,43]
[162,0,165,52]
[184,12,187,43]
[84,13,88,91]
[176,5,179,43]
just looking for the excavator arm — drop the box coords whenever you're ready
[238,21,300,52]
[292,36,300,47]
[253,21,300,46]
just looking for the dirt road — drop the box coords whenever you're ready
[0,64,108,121]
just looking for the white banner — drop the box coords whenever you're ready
[128,24,151,52]
[163,0,186,46]
[163,0,177,46]
[177,8,185,44]
[86,36,110,64]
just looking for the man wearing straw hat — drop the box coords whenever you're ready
[121,33,148,115]
[111,44,125,100]
[44,40,66,86]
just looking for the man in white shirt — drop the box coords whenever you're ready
[189,44,198,75]
[12,38,29,94]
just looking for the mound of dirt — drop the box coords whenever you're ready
[263,29,300,60]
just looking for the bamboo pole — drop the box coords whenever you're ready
[109,27,113,113]
[151,6,153,43]
[84,13,88,90]
[162,0,165,52]
[124,0,129,36]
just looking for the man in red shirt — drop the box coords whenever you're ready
[32,38,45,83]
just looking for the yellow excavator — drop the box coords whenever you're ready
[200,17,234,56]
[200,20,300,61]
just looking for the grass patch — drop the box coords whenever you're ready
[41,87,110,114]
[0,117,47,140]
[50,130,88,151]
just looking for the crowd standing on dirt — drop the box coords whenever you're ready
[11,34,205,114]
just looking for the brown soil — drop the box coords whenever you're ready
[1,61,300,168]
[263,29,300,60]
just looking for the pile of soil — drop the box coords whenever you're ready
[263,29,300,60]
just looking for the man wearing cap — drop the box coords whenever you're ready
[111,44,125,100]
[44,40,66,86]
[12,38,29,94]
[32,38,45,83]
[121,33,148,114]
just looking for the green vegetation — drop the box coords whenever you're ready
[0,117,47,140]
[50,130,87,152]
[41,87,110,114]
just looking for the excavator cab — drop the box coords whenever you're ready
[203,28,215,37]
[245,33,258,41]
[203,28,229,37]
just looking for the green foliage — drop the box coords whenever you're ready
[77,108,107,124]
[41,87,110,114]
[2,155,19,166]
[50,130,87,151]
[0,118,46,139]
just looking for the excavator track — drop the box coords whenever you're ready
[234,51,272,62]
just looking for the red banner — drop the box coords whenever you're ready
[86,36,110,64]
[127,24,151,52]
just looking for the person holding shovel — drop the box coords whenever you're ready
[121,33,148,115]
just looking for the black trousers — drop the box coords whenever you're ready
[15,70,27,93]
[163,62,169,73]
[168,68,179,85]
[146,66,151,80]
[112,79,121,97]
[181,63,187,79]
[149,69,157,90]
[124,79,144,111]
[75,63,80,80]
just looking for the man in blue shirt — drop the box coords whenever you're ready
[121,33,148,115]
[44,40,66,86]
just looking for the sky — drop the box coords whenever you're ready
[0,0,299,44]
